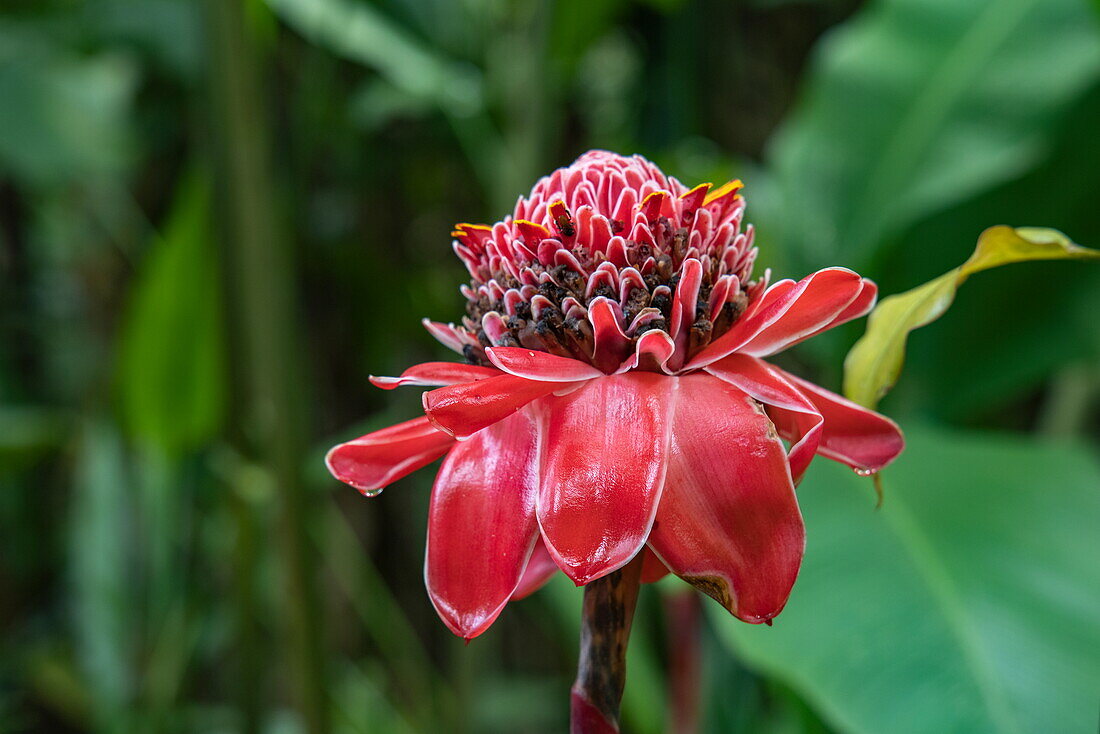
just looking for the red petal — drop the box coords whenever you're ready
[423,374,564,439]
[515,219,551,245]
[686,279,796,367]
[536,373,675,584]
[641,547,670,584]
[735,268,863,357]
[571,692,618,734]
[639,190,668,219]
[704,354,824,484]
[485,346,604,382]
[648,373,804,623]
[742,276,876,357]
[370,362,499,390]
[771,366,904,472]
[325,416,454,494]
[688,268,862,367]
[589,297,631,373]
[425,413,540,639]
[616,329,676,374]
[510,539,560,600]
[421,318,477,354]
[819,277,877,331]
[670,258,703,357]
[678,182,711,212]
[737,279,878,361]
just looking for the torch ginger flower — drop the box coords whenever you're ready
[327,151,904,640]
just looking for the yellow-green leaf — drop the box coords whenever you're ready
[843,226,1100,409]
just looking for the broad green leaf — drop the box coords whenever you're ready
[843,226,1100,408]
[757,0,1100,271]
[116,171,225,454]
[714,427,1100,734]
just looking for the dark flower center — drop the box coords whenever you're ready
[460,214,752,368]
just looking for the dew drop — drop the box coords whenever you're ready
[361,487,384,498]
[853,467,875,477]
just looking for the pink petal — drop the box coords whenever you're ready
[536,373,675,585]
[485,346,605,382]
[690,278,797,363]
[615,329,676,374]
[325,416,454,494]
[741,276,876,357]
[687,268,862,367]
[669,257,703,362]
[425,412,540,639]
[819,277,877,331]
[735,269,864,357]
[588,297,631,373]
[423,374,565,439]
[370,362,500,390]
[647,373,804,623]
[704,354,824,484]
[510,539,560,600]
[421,318,477,354]
[770,366,905,473]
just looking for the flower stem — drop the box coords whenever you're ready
[570,554,645,734]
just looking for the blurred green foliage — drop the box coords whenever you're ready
[721,428,1100,734]
[0,1,1098,733]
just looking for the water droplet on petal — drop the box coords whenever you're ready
[854,467,875,477]
[361,487,384,498]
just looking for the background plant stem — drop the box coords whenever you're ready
[203,2,329,732]
[666,590,702,734]
[1037,363,1097,437]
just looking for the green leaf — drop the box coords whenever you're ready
[116,171,225,454]
[264,0,519,207]
[714,427,1100,734]
[868,85,1100,420]
[69,420,135,728]
[757,0,1100,271]
[0,33,137,185]
[264,0,483,115]
[843,226,1100,408]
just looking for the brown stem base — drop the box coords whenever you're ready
[570,554,645,734]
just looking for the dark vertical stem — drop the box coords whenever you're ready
[666,591,702,734]
[570,554,645,734]
[0,183,41,393]
[203,2,328,733]
[230,488,262,734]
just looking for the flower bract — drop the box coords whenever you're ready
[327,151,904,639]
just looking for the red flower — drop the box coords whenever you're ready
[327,151,903,640]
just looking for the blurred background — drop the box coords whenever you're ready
[1,0,1099,732]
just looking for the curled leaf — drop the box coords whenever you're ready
[843,226,1100,409]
